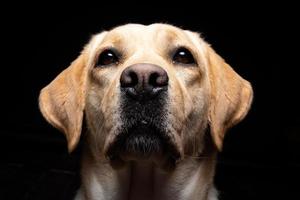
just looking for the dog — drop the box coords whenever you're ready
[39,23,253,200]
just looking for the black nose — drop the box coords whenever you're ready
[120,63,168,100]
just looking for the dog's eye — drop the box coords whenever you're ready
[173,47,196,65]
[96,49,119,66]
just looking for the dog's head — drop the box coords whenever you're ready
[39,24,253,170]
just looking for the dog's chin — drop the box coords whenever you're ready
[106,123,181,171]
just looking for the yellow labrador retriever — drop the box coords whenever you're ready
[39,23,253,200]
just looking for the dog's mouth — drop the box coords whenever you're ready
[106,121,180,171]
[105,89,181,170]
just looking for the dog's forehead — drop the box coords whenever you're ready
[99,23,193,47]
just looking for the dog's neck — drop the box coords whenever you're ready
[77,149,218,200]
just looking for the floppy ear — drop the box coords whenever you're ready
[206,45,253,151]
[39,51,88,152]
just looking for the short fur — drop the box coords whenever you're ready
[39,23,253,200]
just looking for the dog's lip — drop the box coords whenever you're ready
[105,124,182,171]
[106,124,164,158]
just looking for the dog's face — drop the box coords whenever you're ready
[39,24,253,170]
[86,24,211,168]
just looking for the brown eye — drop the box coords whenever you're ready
[96,49,119,66]
[173,47,196,65]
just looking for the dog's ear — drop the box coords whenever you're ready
[39,51,88,152]
[206,45,253,151]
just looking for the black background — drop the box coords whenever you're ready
[0,2,288,200]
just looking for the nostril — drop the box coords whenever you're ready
[129,71,138,87]
[120,70,138,88]
[149,72,159,87]
[149,72,168,88]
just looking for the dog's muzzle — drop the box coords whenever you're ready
[106,64,180,169]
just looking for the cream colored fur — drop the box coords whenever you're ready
[39,23,253,200]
